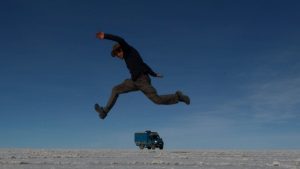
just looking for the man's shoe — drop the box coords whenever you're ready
[176,91,190,105]
[94,103,107,119]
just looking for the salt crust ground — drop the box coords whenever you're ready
[1,149,300,169]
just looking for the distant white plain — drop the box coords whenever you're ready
[0,149,299,169]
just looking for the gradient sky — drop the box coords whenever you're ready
[1,0,300,149]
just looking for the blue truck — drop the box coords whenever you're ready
[134,130,164,150]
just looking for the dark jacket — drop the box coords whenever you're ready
[104,34,158,81]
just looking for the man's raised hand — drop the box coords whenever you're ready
[96,32,105,39]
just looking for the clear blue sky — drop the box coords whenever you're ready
[1,0,300,149]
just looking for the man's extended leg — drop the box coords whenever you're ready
[96,79,138,119]
[104,79,138,112]
[136,75,190,105]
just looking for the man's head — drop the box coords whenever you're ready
[111,43,124,59]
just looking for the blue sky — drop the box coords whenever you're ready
[0,0,300,149]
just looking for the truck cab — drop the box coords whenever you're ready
[134,130,164,150]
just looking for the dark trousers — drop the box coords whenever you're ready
[103,75,179,113]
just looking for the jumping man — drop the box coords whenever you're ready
[95,32,190,119]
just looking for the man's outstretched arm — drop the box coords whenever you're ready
[96,32,130,48]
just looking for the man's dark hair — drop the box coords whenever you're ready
[111,43,122,57]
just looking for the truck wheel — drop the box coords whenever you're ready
[159,146,163,150]
[139,145,144,150]
[151,145,156,150]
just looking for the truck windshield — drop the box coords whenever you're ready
[151,135,159,139]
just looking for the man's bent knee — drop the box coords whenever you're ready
[112,86,122,95]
